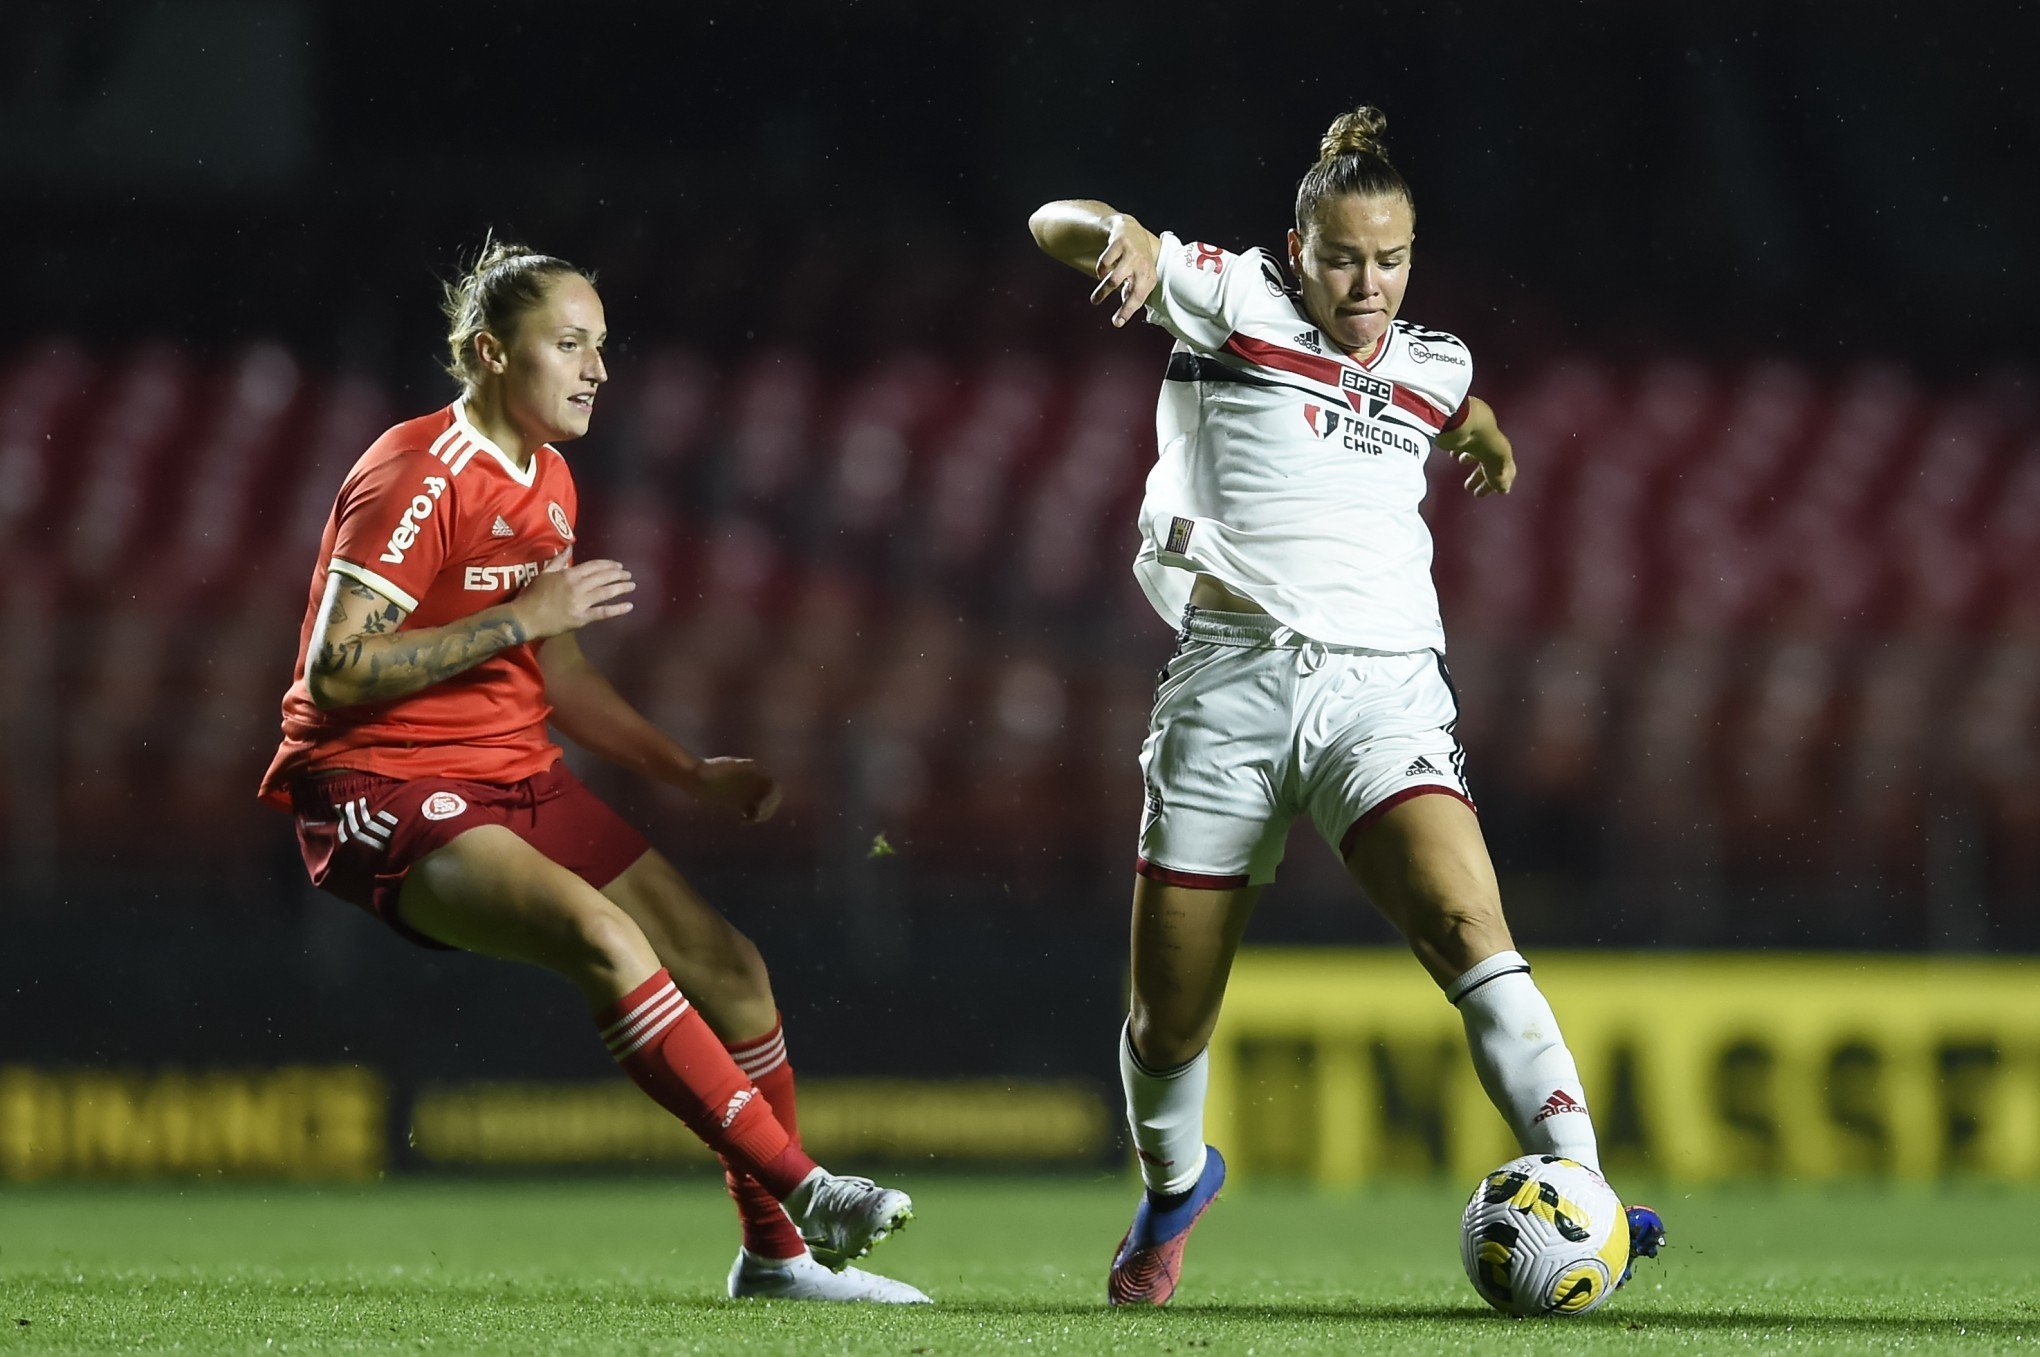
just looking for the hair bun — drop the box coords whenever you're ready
[1319,106,1388,162]
[440,231,587,392]
[471,236,545,275]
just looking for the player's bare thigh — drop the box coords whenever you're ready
[1342,792,1515,987]
[600,848,776,1041]
[1129,876,1261,1068]
[396,825,659,1007]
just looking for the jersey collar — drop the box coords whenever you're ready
[1351,328,1390,370]
[451,399,542,488]
[1292,297,1391,370]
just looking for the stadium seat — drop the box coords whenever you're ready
[14,341,2033,946]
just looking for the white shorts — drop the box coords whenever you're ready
[1135,608,1475,889]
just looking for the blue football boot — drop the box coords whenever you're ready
[1618,1204,1666,1288]
[1107,1146,1226,1306]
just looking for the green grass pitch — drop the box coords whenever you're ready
[6,1177,2037,1353]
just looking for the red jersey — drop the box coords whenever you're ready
[258,403,580,807]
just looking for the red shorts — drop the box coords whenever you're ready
[289,760,651,949]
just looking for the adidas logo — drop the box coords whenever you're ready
[1293,330,1322,354]
[720,1088,755,1128]
[1533,1090,1585,1124]
[1405,755,1441,777]
[491,515,515,538]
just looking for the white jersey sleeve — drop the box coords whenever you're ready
[1394,322,1476,430]
[1144,232,1291,353]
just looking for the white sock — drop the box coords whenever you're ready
[1119,1020,1210,1196]
[1448,951,1601,1174]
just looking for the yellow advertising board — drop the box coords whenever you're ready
[0,1066,387,1181]
[1207,951,2040,1184]
[409,1078,1110,1167]
[0,1069,1108,1180]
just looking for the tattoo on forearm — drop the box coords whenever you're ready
[312,636,367,676]
[311,599,529,704]
[352,616,529,699]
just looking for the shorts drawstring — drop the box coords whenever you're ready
[1270,624,1329,673]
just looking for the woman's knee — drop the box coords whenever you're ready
[608,858,767,983]
[720,927,771,991]
[1401,897,1513,982]
[1128,1001,1209,1071]
[550,898,659,991]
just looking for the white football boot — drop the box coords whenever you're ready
[726,1248,932,1303]
[783,1169,915,1270]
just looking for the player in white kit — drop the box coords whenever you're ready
[1030,105,1664,1306]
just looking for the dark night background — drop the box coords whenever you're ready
[3,1,2035,1096]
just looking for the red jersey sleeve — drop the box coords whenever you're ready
[327,448,461,612]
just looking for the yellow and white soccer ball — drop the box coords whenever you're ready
[1460,1154,1629,1317]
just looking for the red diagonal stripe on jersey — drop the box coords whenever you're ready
[1391,385,1450,430]
[1224,332,1452,431]
[1223,333,1343,389]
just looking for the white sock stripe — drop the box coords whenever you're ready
[342,801,363,836]
[736,1047,786,1075]
[599,985,684,1044]
[603,991,685,1051]
[729,1029,786,1060]
[726,1026,784,1060]
[609,999,690,1059]
[735,1043,787,1077]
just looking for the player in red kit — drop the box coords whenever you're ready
[258,238,927,1304]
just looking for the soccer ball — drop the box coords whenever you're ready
[1460,1154,1629,1318]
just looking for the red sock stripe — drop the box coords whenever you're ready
[601,983,692,1059]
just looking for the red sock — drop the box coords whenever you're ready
[723,1017,808,1259]
[597,970,816,1198]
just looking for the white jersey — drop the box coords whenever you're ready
[1134,231,1474,652]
